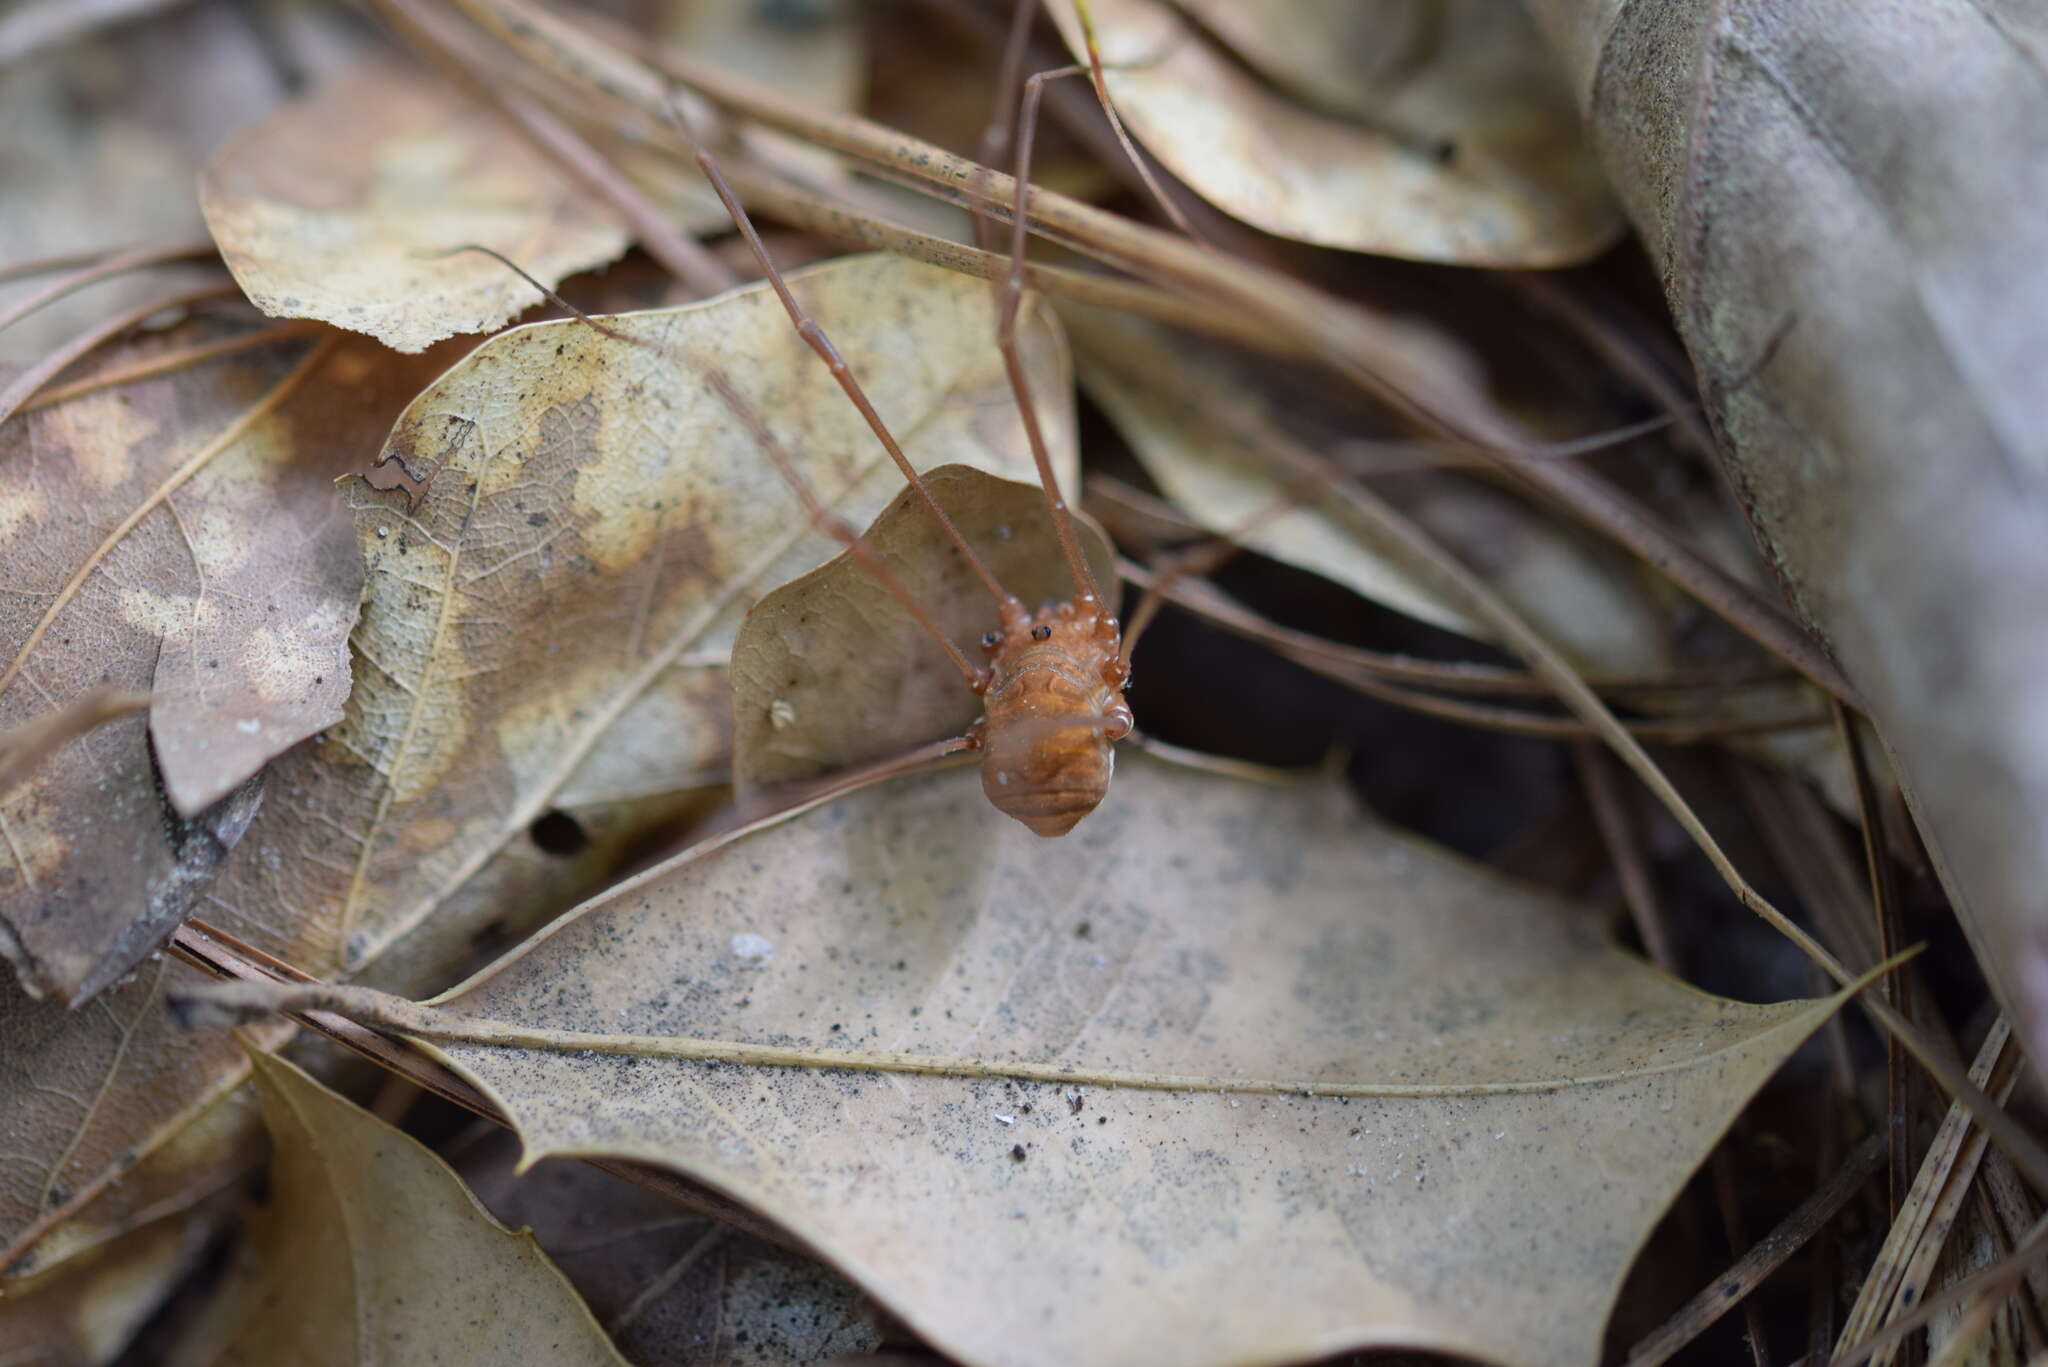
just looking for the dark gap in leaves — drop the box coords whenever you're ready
[528,808,591,857]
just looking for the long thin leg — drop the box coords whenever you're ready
[999,65,1107,613]
[692,150,1026,627]
[1068,0,1207,246]
[703,366,990,693]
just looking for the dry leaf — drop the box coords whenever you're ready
[0,253,1071,1274]
[416,752,1847,1367]
[199,63,632,354]
[1066,306,1675,676]
[0,1186,243,1366]
[1050,0,1623,266]
[0,324,456,1003]
[731,466,1111,795]
[171,1047,626,1367]
[460,1129,883,1367]
[1522,0,2048,1075]
[0,687,148,797]
[0,1,368,366]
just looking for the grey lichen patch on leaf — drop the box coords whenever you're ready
[731,466,1110,795]
[422,752,1846,1367]
[1052,0,1623,266]
[175,1048,626,1367]
[199,64,632,353]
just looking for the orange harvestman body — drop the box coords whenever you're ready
[690,135,1135,838]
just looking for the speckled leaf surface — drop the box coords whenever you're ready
[731,466,1109,796]
[171,1048,626,1367]
[425,752,1846,1367]
[1051,0,1622,266]
[0,252,1070,1278]
[1522,0,2048,1077]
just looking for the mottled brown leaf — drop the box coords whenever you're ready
[170,1048,626,1367]
[421,752,1848,1367]
[731,466,1113,796]
[1051,0,1623,265]
[0,324,456,1002]
[1524,0,2048,1074]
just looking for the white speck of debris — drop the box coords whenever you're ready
[768,699,797,730]
[996,771,1011,786]
[235,718,261,734]
[1229,1098,1241,1109]
[995,523,1013,541]
[993,1113,1016,1126]
[730,932,774,963]
[1372,1030,1388,1042]
[1495,1131,1507,1140]
[1347,1164,1367,1177]
[376,525,390,538]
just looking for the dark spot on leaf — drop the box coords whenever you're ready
[529,809,589,856]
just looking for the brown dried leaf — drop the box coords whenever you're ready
[1522,0,2048,1072]
[199,63,632,354]
[0,252,1069,1273]
[171,1048,626,1367]
[423,751,1848,1367]
[0,686,148,797]
[1066,306,1676,676]
[460,1130,884,1367]
[731,466,1113,796]
[0,325,456,1003]
[1051,0,1623,265]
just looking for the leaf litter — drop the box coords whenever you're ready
[1049,0,1625,265]
[221,751,1860,1367]
[169,1047,626,1366]
[0,252,1076,1273]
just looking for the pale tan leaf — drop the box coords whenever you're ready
[1050,0,1623,265]
[199,63,632,354]
[171,1048,626,1367]
[417,752,1847,1367]
[731,466,1110,795]
[0,252,1069,1275]
[1521,0,2048,1077]
[460,1129,883,1367]
[1066,305,1676,676]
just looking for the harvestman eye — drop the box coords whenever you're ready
[1032,625,1053,641]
